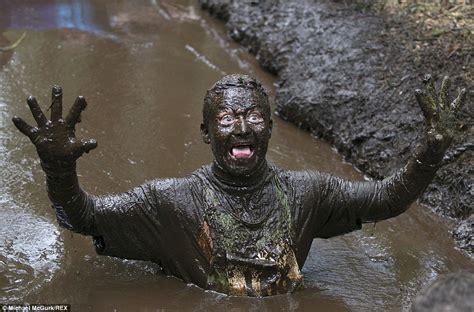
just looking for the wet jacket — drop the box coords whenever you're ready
[43,144,441,296]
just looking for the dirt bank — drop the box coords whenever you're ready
[199,0,473,256]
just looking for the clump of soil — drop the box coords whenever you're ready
[200,0,473,256]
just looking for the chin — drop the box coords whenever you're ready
[223,157,262,177]
[228,166,257,177]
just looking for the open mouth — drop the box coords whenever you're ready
[230,144,254,160]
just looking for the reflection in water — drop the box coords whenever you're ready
[0,0,114,39]
[0,0,472,311]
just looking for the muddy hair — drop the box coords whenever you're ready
[202,74,270,126]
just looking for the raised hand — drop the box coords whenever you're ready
[12,86,97,165]
[415,75,466,157]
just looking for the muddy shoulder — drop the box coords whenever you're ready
[199,0,473,256]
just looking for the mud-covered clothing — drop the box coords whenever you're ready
[45,147,441,296]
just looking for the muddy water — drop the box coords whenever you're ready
[0,0,472,311]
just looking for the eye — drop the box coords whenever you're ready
[219,114,235,126]
[248,113,263,124]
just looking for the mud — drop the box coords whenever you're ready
[410,271,474,311]
[199,0,473,256]
[1,0,473,311]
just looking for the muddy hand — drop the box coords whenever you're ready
[12,86,97,164]
[414,75,466,156]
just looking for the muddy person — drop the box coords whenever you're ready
[13,74,465,296]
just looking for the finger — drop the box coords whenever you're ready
[27,96,48,126]
[438,76,450,109]
[50,85,63,122]
[81,138,97,154]
[450,88,466,111]
[422,74,438,111]
[415,89,433,123]
[12,116,37,139]
[65,96,87,126]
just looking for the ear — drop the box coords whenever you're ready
[200,123,210,144]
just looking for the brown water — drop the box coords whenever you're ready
[0,0,472,311]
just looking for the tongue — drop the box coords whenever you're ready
[232,146,252,159]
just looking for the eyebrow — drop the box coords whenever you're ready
[216,103,260,112]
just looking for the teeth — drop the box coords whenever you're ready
[232,146,252,159]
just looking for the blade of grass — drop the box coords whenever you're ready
[0,32,26,52]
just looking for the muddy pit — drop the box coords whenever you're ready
[0,1,473,311]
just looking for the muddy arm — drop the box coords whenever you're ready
[13,86,100,234]
[315,76,466,237]
[42,162,98,234]
[313,154,439,239]
[37,160,164,258]
[322,142,443,225]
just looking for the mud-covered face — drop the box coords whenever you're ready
[201,87,272,177]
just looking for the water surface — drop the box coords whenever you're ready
[0,0,472,311]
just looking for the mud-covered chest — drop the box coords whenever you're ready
[199,176,302,296]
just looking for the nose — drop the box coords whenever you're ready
[234,116,249,135]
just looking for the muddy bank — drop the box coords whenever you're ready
[199,0,473,256]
